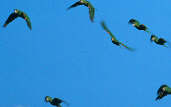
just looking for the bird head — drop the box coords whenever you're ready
[150,35,156,42]
[128,19,136,24]
[14,9,19,13]
[45,96,52,102]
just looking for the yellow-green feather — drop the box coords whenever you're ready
[101,21,118,42]
[87,2,95,22]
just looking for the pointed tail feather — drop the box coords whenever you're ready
[145,30,151,35]
[156,96,160,101]
[3,24,7,27]
[163,41,171,48]
[120,43,135,51]
[63,100,70,107]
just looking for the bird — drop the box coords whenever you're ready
[156,85,171,100]
[45,96,69,107]
[67,0,95,22]
[3,9,32,30]
[128,19,150,34]
[101,21,134,51]
[150,35,167,47]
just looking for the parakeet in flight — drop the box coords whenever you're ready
[128,19,150,34]
[101,21,134,51]
[67,0,95,22]
[150,35,167,47]
[3,9,32,30]
[156,85,171,100]
[45,96,69,107]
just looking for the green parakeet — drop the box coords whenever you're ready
[101,21,134,51]
[3,9,32,30]
[129,19,150,33]
[45,96,69,107]
[150,35,167,47]
[67,0,95,22]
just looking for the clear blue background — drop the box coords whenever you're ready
[0,0,171,107]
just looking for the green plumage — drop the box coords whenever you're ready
[156,85,171,100]
[87,2,95,22]
[101,21,134,51]
[128,19,150,33]
[3,9,32,30]
[45,96,69,107]
[67,0,95,22]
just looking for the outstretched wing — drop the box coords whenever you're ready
[101,21,134,51]
[3,13,18,27]
[17,10,32,30]
[19,11,32,30]
[101,21,118,42]
[120,43,134,51]
[24,15,32,30]
[87,2,95,22]
[156,91,167,100]
[67,1,82,10]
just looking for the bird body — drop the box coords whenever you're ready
[3,9,32,30]
[156,85,171,100]
[101,21,134,51]
[150,35,167,46]
[67,0,95,22]
[129,19,150,33]
[45,96,69,107]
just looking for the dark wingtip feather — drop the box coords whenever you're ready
[90,18,94,22]
[29,26,32,30]
[155,96,160,101]
[66,7,71,10]
[3,24,7,27]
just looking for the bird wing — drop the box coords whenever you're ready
[67,1,82,10]
[120,43,134,51]
[87,2,95,22]
[156,85,168,100]
[101,21,118,42]
[25,15,32,30]
[156,91,167,100]
[3,13,18,27]
[19,12,32,30]
[101,21,134,51]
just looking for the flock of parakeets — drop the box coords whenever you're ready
[3,0,171,106]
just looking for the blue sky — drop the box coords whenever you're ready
[1,0,171,107]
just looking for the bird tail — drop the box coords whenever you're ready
[155,96,160,101]
[145,30,151,35]
[120,43,135,51]
[63,100,70,107]
[3,24,7,27]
